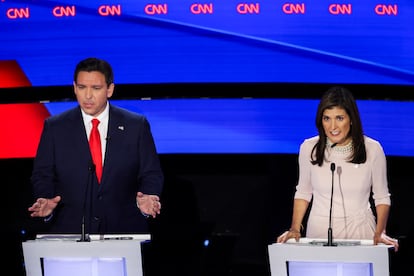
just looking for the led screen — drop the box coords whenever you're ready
[0,0,413,90]
[1,99,413,158]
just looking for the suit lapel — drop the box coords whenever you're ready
[102,106,125,184]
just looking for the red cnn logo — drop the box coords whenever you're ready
[329,4,352,15]
[144,4,168,15]
[190,3,213,14]
[7,8,30,19]
[52,6,76,17]
[375,4,398,16]
[98,5,122,16]
[282,3,305,14]
[236,3,260,14]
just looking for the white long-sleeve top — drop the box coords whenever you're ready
[294,135,391,239]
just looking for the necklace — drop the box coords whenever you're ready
[328,140,353,154]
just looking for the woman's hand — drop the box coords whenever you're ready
[374,231,399,252]
[277,229,301,243]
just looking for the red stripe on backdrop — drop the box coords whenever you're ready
[0,60,32,88]
[0,103,50,159]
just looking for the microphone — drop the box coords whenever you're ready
[330,162,335,174]
[324,162,337,246]
[78,163,95,242]
[331,143,338,148]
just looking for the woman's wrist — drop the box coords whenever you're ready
[288,224,303,233]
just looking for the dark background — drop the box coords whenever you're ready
[3,153,413,276]
[1,83,414,103]
[2,1,413,274]
[2,82,414,276]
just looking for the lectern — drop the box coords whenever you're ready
[268,238,393,276]
[22,234,150,276]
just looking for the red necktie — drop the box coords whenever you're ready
[89,118,102,183]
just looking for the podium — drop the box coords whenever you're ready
[22,234,150,276]
[268,238,393,276]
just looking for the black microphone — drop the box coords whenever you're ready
[78,163,95,242]
[331,143,338,148]
[325,162,337,246]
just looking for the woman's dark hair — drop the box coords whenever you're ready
[73,57,114,87]
[311,86,366,166]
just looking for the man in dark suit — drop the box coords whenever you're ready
[28,57,163,234]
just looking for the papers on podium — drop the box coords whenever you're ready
[35,233,151,241]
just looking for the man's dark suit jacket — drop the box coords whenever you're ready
[31,104,164,234]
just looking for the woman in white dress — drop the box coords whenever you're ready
[276,86,399,251]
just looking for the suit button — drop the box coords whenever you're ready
[93,216,100,221]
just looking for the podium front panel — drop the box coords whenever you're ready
[22,235,150,276]
[268,238,392,276]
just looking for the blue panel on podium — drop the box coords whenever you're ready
[287,261,373,276]
[42,257,126,276]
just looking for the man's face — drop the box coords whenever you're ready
[73,71,114,117]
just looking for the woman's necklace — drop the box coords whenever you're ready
[327,140,353,154]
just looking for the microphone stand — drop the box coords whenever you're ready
[78,163,94,242]
[79,215,90,242]
[324,162,337,246]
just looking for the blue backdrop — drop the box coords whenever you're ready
[45,99,414,156]
[0,0,413,89]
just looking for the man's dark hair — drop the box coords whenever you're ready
[74,57,114,86]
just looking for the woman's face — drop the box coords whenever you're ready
[322,106,352,146]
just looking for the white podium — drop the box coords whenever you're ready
[22,234,150,276]
[268,238,393,276]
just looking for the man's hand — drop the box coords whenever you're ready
[136,192,161,218]
[28,196,61,218]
